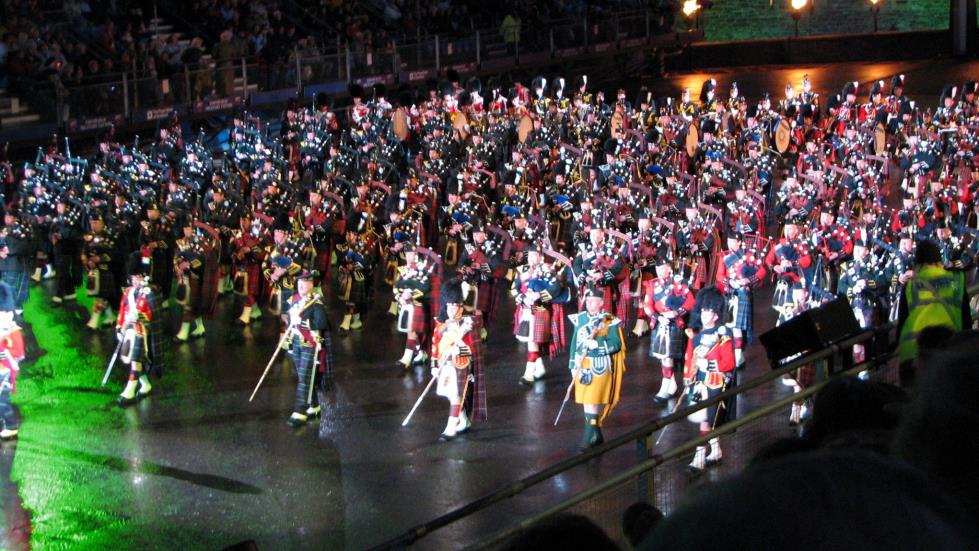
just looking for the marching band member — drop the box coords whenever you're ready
[431,278,486,441]
[284,270,333,427]
[80,211,119,329]
[511,245,568,385]
[645,255,695,404]
[568,286,626,450]
[683,287,735,471]
[0,283,24,439]
[115,252,165,406]
[393,244,434,370]
[232,213,267,325]
[714,231,767,369]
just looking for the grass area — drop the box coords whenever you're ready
[7,284,223,550]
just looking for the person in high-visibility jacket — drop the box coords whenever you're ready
[897,239,971,376]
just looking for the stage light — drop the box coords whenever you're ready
[790,0,807,37]
[682,0,701,18]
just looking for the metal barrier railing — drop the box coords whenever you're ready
[474,358,881,550]
[369,319,897,550]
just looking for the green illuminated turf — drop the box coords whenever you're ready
[7,286,229,550]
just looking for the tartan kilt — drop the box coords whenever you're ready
[692,257,708,289]
[531,307,551,343]
[724,290,753,336]
[1,270,28,307]
[314,243,332,282]
[178,276,204,315]
[398,303,430,334]
[319,332,334,380]
[119,331,147,365]
[86,268,117,302]
[410,304,429,334]
[513,305,551,344]
[476,279,499,322]
[337,270,367,304]
[649,321,685,360]
[232,263,262,299]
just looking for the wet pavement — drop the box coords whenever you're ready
[4,58,979,551]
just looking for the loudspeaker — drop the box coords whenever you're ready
[760,297,861,364]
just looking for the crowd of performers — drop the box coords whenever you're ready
[2,69,979,465]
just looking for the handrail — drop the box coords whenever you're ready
[471,357,882,550]
[368,322,892,549]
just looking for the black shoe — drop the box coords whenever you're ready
[117,395,140,407]
[287,413,308,427]
[579,430,604,452]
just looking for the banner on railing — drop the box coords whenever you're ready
[404,69,437,83]
[193,95,245,114]
[555,47,585,58]
[67,114,125,133]
[353,74,395,88]
[133,105,188,125]
[445,62,477,75]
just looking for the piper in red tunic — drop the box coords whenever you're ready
[683,287,735,471]
[115,253,165,406]
[431,279,486,441]
[644,256,695,404]
[0,282,24,439]
[511,246,568,384]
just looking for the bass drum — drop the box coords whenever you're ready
[452,110,469,141]
[517,114,534,144]
[775,118,792,153]
[874,123,887,155]
[392,107,409,141]
[684,123,700,158]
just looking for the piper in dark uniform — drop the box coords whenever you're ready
[714,231,767,369]
[285,269,333,427]
[683,286,735,471]
[81,211,119,329]
[50,195,85,304]
[115,252,165,406]
[264,214,311,329]
[838,239,885,363]
[137,200,175,306]
[232,213,267,325]
[393,244,434,370]
[173,220,212,341]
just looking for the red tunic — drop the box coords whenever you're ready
[0,325,25,392]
